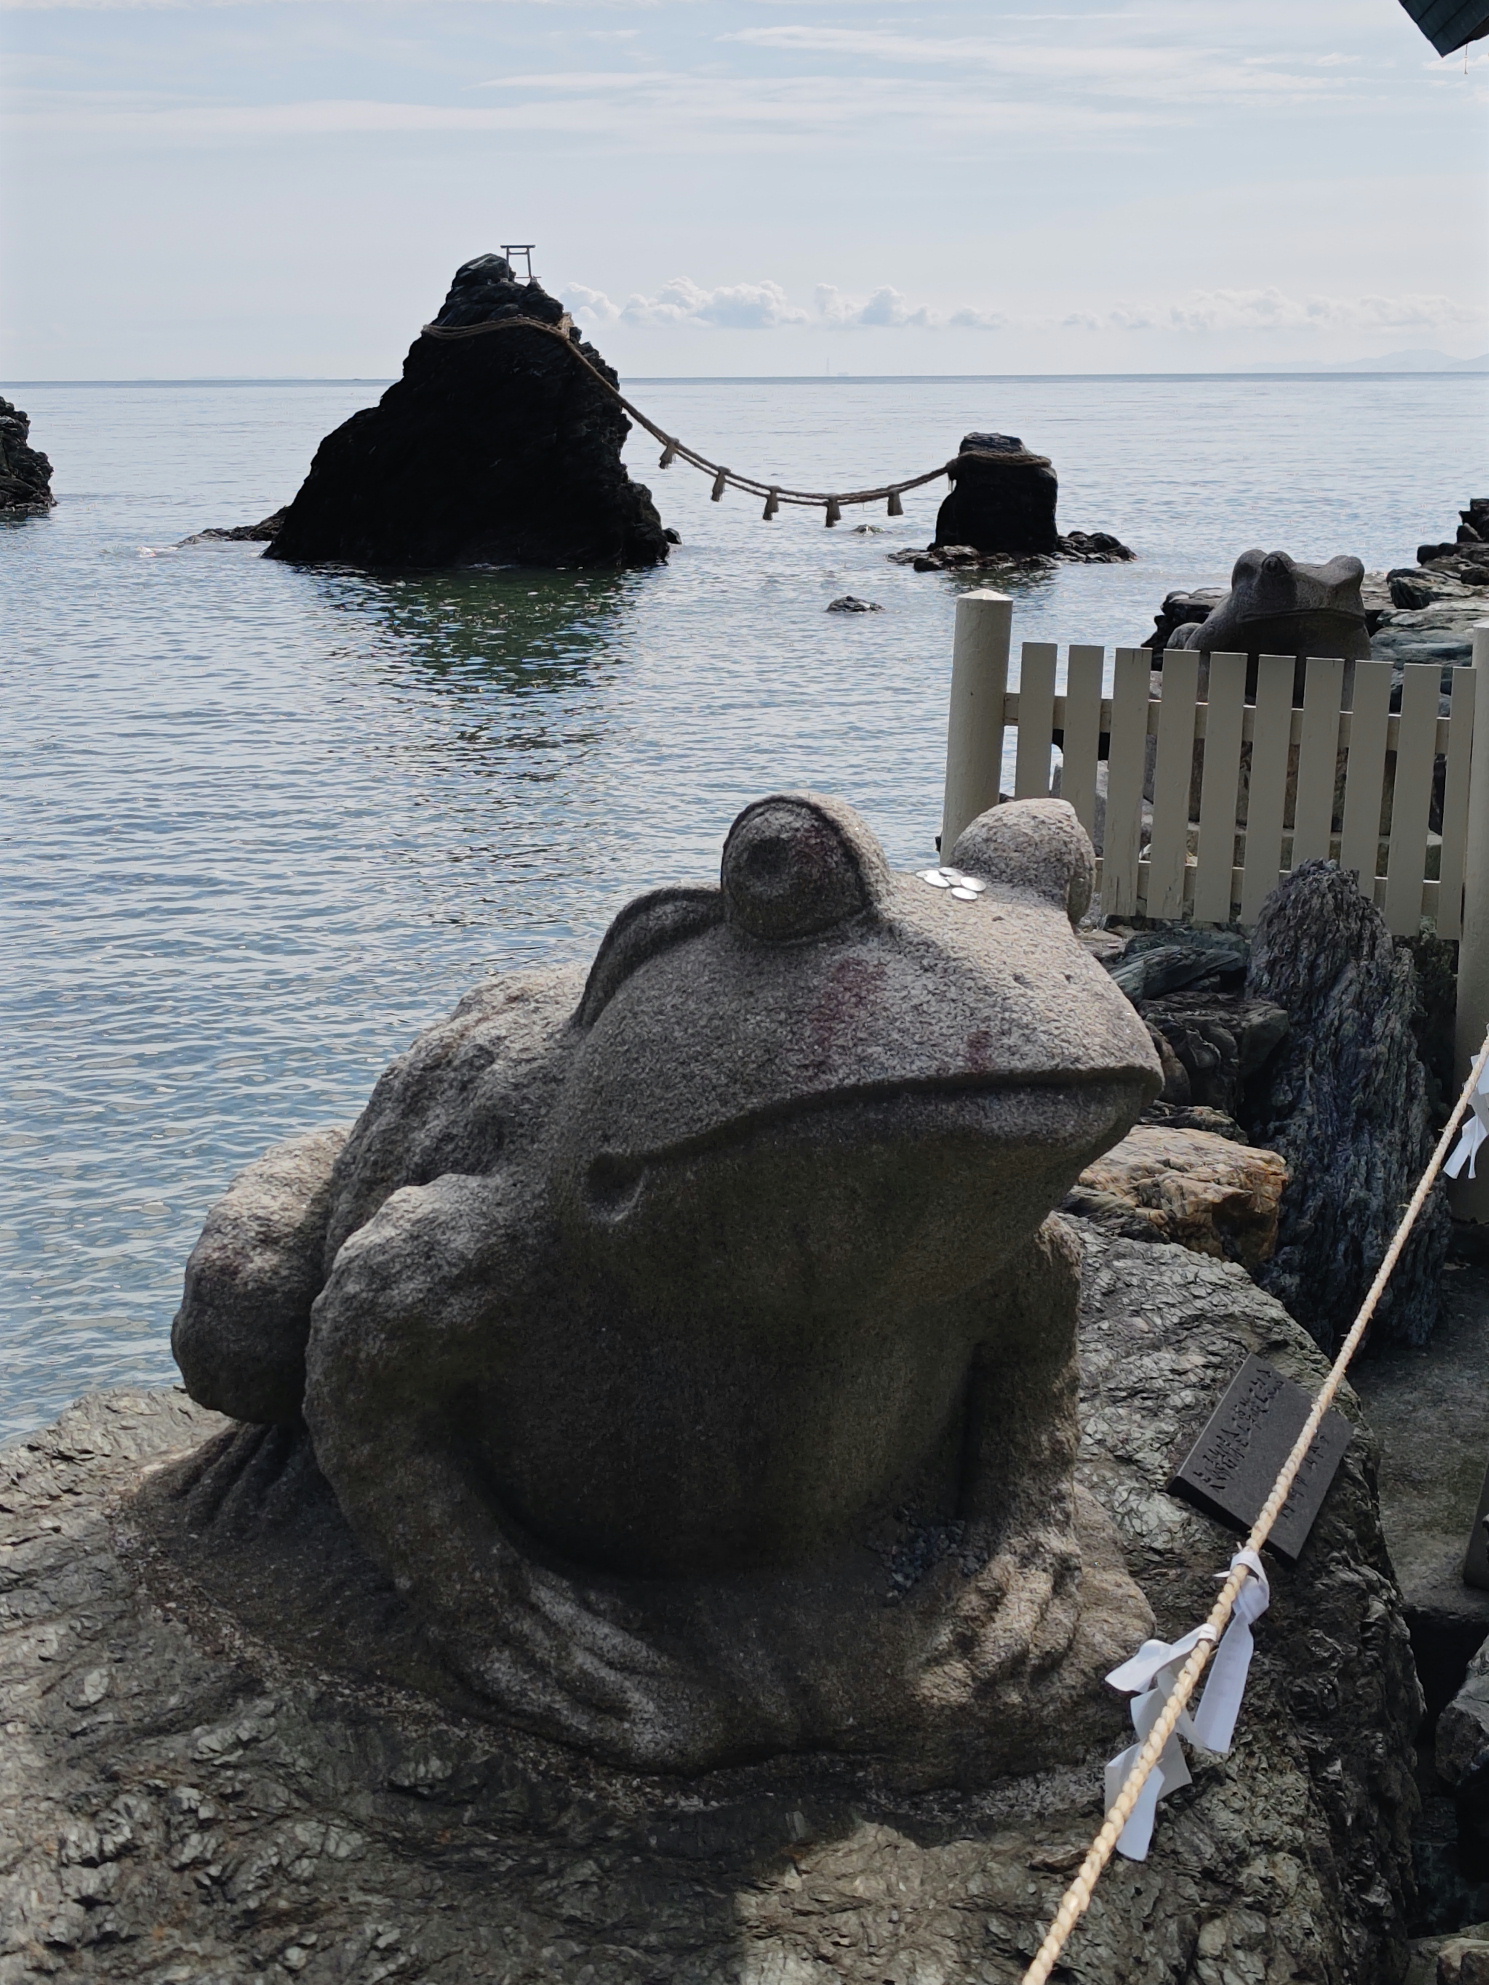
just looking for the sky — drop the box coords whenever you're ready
[3,0,1487,377]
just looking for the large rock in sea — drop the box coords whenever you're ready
[265,255,669,571]
[0,1229,1420,1984]
[932,431,1060,556]
[1244,860,1450,1351]
[0,398,55,515]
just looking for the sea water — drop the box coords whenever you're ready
[3,371,1486,1439]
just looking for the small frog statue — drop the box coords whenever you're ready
[173,795,1161,1782]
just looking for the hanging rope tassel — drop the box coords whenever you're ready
[824,498,842,528]
[887,490,904,517]
[763,489,780,521]
[711,468,729,502]
[658,440,678,469]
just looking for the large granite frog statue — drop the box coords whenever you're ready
[172,794,1162,1781]
[1166,547,1371,668]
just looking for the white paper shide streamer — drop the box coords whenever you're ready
[1445,1059,1489,1179]
[1103,1551,1271,1861]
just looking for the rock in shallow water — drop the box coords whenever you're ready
[932,432,1060,556]
[263,255,669,571]
[0,398,54,515]
[0,1230,1420,1984]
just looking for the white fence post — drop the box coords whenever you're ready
[1453,621,1489,1225]
[940,590,1013,857]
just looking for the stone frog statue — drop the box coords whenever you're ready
[172,794,1162,1782]
[1165,548,1371,695]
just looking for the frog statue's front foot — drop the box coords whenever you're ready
[171,793,1163,1783]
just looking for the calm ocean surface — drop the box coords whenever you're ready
[4,371,1487,1440]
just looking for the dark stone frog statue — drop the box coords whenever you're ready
[171,794,1162,1783]
[1165,547,1371,684]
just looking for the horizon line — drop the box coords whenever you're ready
[5,368,1489,388]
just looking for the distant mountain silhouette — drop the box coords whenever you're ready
[1243,349,1489,373]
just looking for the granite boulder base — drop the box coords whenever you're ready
[265,255,669,570]
[0,1231,1422,1984]
[172,794,1164,1782]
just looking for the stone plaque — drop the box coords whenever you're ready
[1169,1355,1352,1561]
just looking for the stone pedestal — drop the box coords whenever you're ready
[0,1234,1419,1985]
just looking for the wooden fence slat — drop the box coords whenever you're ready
[1102,649,1153,917]
[1383,662,1442,934]
[1239,655,1296,925]
[1192,653,1247,924]
[1339,660,1393,896]
[1145,650,1200,918]
[1014,644,1058,799]
[1060,645,1104,841]
[1291,656,1345,866]
[1438,665,1478,941]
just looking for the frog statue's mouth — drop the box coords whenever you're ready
[583,1067,1145,1216]
[576,1065,1149,1310]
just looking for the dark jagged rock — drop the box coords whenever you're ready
[0,397,54,515]
[1056,528,1134,563]
[1106,926,1249,1001]
[264,255,669,571]
[932,431,1060,555]
[178,507,287,546]
[894,537,1132,575]
[826,594,883,612]
[1243,860,1451,1352]
[1141,992,1291,1118]
[0,1228,1423,1984]
[1420,499,1489,569]
[1144,586,1229,652]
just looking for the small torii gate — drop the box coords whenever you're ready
[501,244,536,283]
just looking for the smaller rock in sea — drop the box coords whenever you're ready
[180,508,288,547]
[1055,529,1135,563]
[826,595,883,613]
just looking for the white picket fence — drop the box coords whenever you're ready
[938,590,1489,1218]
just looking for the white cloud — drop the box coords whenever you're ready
[567,277,809,329]
[566,278,1014,332]
[562,276,1484,340]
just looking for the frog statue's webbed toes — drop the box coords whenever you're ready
[172,1125,349,1426]
[460,1566,742,1771]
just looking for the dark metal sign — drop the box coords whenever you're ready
[1170,1355,1353,1561]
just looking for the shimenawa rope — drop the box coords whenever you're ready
[1020,1022,1489,1985]
[418,311,959,520]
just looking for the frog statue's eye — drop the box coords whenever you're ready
[576,887,723,1026]
[721,793,892,942]
[948,797,1095,928]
